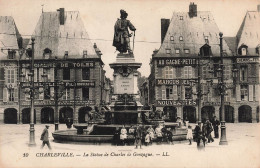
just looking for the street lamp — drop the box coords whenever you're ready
[218,32,238,145]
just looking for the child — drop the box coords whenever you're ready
[145,132,150,146]
[166,128,174,145]
[186,125,193,145]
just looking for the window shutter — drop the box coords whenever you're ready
[172,68,176,78]
[173,85,178,100]
[49,68,54,82]
[3,88,7,102]
[249,85,253,102]
[14,88,18,102]
[50,87,54,100]
[162,85,166,100]
[77,69,82,81]
[70,69,75,80]
[39,68,43,82]
[70,88,74,100]
[34,68,37,82]
[192,85,197,100]
[77,88,82,100]
[39,87,44,100]
[182,85,185,100]
[236,85,241,101]
[163,67,166,78]
[57,69,62,81]
[176,67,182,78]
[255,85,259,101]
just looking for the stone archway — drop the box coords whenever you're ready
[41,107,54,124]
[4,108,17,124]
[201,106,215,123]
[59,107,73,123]
[163,106,177,122]
[225,105,234,123]
[183,106,196,123]
[238,105,252,123]
[22,108,36,124]
[78,106,92,123]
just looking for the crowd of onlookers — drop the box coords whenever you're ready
[113,116,220,149]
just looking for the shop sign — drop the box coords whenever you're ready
[21,62,95,68]
[156,100,197,106]
[156,79,196,86]
[157,58,197,67]
[21,100,95,106]
[237,58,258,63]
[64,82,95,87]
[203,102,230,106]
[21,81,95,88]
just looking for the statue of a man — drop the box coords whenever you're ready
[113,10,136,54]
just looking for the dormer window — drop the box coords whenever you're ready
[8,50,16,59]
[256,45,260,55]
[170,36,174,41]
[166,49,171,54]
[204,36,209,43]
[83,50,87,58]
[179,36,183,41]
[184,49,190,54]
[238,45,248,56]
[64,51,68,59]
[43,48,52,59]
[180,16,183,20]
[200,44,212,56]
[175,49,180,54]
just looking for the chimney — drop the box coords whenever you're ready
[57,8,65,25]
[189,2,197,17]
[161,19,170,44]
[258,4,260,12]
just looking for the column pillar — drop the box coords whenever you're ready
[234,106,239,123]
[251,106,257,123]
[35,108,41,124]
[73,106,79,124]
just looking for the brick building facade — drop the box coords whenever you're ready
[148,3,259,123]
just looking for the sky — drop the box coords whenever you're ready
[0,0,259,79]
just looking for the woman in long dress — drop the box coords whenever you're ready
[186,125,193,145]
[120,125,127,145]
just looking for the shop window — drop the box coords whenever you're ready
[82,87,89,100]
[82,68,90,80]
[63,69,70,80]
[241,85,248,101]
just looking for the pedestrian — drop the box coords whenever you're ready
[40,125,52,150]
[127,125,135,144]
[134,125,142,149]
[194,121,206,148]
[145,132,150,146]
[113,127,120,146]
[155,124,163,143]
[166,128,174,145]
[147,126,155,144]
[212,116,220,138]
[186,125,193,145]
[206,120,214,143]
[120,125,127,145]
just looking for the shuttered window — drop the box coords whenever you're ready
[241,85,248,101]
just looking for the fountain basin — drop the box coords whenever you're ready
[52,130,113,142]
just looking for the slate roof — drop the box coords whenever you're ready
[236,11,260,56]
[154,11,232,57]
[23,10,98,59]
[0,16,20,60]
[224,37,237,55]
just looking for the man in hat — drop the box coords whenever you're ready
[113,9,136,54]
[212,116,220,138]
[40,125,52,150]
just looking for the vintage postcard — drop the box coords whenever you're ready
[0,0,260,167]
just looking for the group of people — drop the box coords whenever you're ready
[193,116,220,148]
[113,124,174,148]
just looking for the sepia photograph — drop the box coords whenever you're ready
[0,0,260,167]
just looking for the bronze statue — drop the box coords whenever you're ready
[113,10,136,54]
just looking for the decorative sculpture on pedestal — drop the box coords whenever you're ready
[113,9,136,54]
